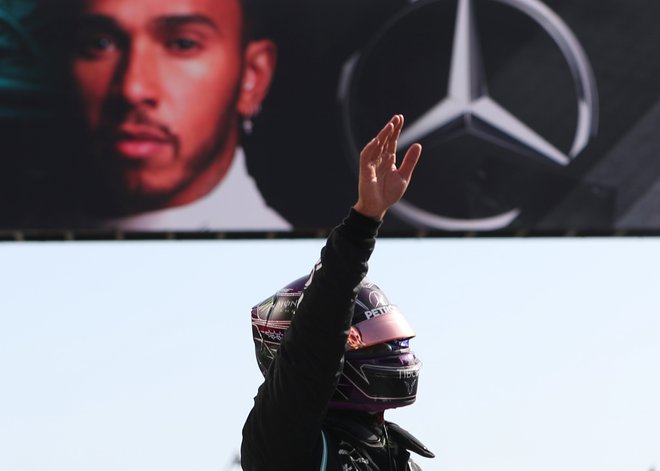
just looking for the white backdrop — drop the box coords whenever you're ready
[1,236,659,470]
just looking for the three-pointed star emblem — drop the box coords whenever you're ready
[341,0,599,230]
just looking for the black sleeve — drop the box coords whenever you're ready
[241,209,381,470]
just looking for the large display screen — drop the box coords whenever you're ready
[1,0,659,238]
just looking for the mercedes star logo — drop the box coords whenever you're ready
[339,0,599,231]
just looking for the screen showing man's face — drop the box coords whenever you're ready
[71,0,249,212]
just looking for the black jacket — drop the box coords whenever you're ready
[241,209,433,470]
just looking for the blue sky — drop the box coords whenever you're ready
[1,236,659,470]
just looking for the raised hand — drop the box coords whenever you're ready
[353,114,422,220]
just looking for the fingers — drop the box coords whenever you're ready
[360,114,419,175]
[377,116,398,144]
[354,114,421,219]
[385,114,404,156]
[399,143,422,182]
[361,121,394,160]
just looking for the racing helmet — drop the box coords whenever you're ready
[250,275,422,412]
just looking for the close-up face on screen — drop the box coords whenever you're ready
[69,0,247,209]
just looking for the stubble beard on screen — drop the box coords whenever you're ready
[85,103,241,218]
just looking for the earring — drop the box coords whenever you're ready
[242,104,262,135]
[242,117,254,135]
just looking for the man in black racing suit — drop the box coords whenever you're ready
[242,115,434,470]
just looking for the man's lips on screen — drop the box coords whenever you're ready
[110,125,175,159]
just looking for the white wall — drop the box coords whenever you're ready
[1,237,658,470]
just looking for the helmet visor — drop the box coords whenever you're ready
[347,305,416,350]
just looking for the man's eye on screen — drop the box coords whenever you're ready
[76,34,119,59]
[166,36,203,55]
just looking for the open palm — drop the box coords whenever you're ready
[354,115,422,220]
